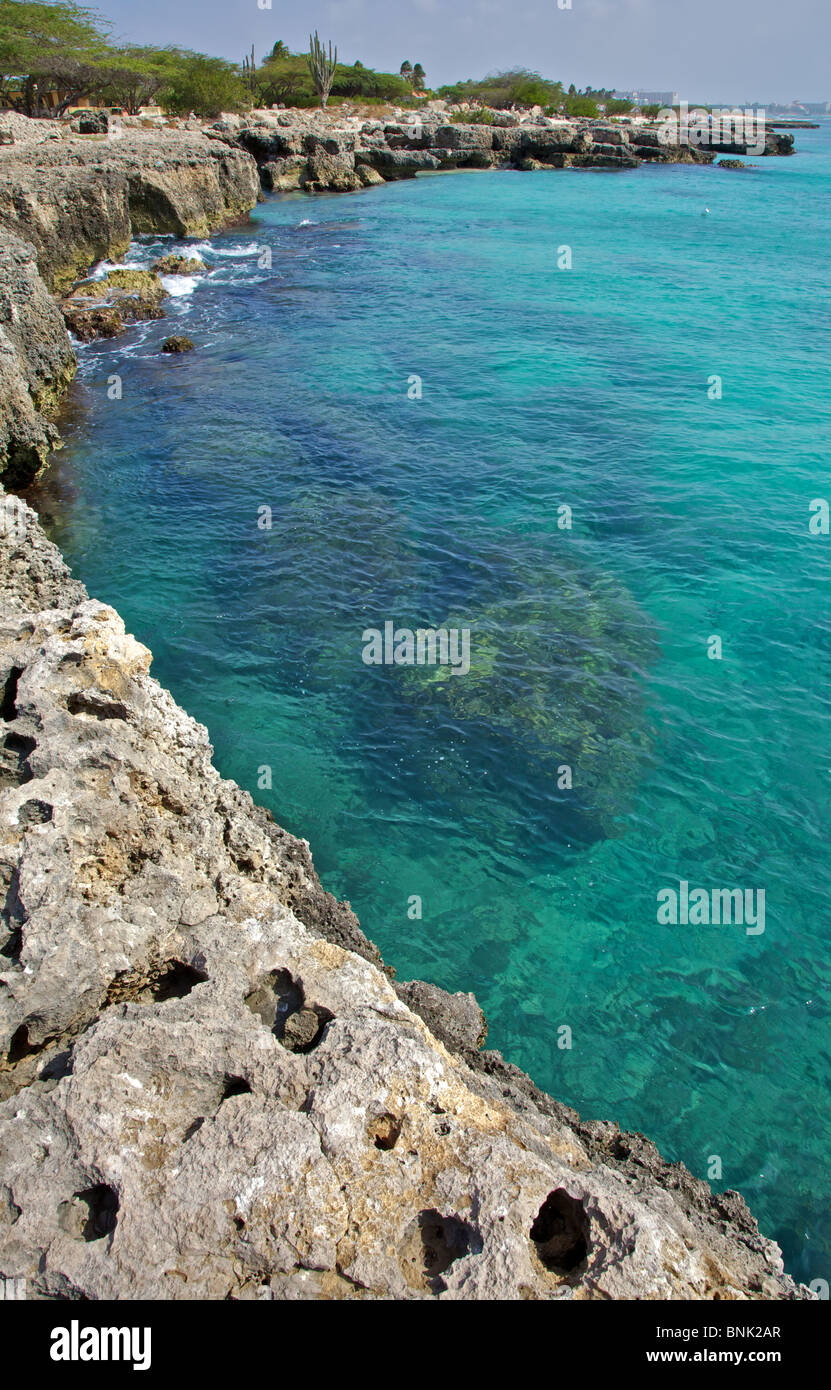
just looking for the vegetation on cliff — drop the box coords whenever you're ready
[0,1,637,119]
[0,0,247,116]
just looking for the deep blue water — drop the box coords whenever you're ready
[35,128,831,1285]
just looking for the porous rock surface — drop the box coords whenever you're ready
[0,491,809,1300]
[0,232,77,490]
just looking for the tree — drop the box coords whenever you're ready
[331,61,409,102]
[0,0,112,116]
[564,92,599,118]
[162,53,248,117]
[270,40,287,59]
[100,46,186,115]
[400,60,412,82]
[604,97,634,115]
[307,29,337,108]
[437,70,561,110]
[256,47,316,106]
[412,61,425,91]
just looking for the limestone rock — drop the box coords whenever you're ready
[62,270,168,343]
[0,233,76,490]
[151,254,208,275]
[0,132,259,293]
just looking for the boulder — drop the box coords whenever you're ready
[301,150,363,193]
[152,254,208,275]
[433,124,494,152]
[62,270,168,342]
[0,133,259,292]
[260,158,306,191]
[72,110,109,136]
[161,335,195,352]
[360,147,441,179]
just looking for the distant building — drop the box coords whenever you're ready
[614,90,679,108]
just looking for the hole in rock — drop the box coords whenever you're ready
[6,1023,38,1064]
[530,1189,589,1275]
[0,731,36,787]
[1,926,22,965]
[150,960,208,1002]
[18,799,52,825]
[66,692,129,721]
[104,959,208,1007]
[244,968,334,1054]
[74,1185,119,1241]
[412,1209,472,1284]
[0,668,22,722]
[182,1117,205,1142]
[368,1113,402,1150]
[222,1075,252,1100]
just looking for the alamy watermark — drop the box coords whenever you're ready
[50,1320,151,1370]
[657,881,765,936]
[362,621,470,676]
[657,102,767,157]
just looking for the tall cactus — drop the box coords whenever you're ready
[242,45,256,98]
[308,31,338,108]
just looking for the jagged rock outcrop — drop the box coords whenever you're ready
[0,128,260,487]
[213,108,794,192]
[61,269,169,343]
[0,233,76,491]
[0,490,810,1300]
[0,130,259,294]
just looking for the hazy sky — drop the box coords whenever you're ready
[91,0,826,104]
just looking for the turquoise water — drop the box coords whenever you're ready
[35,130,831,1284]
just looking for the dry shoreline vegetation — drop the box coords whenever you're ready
[0,102,812,1299]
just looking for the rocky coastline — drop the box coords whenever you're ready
[0,114,811,1300]
[215,104,794,192]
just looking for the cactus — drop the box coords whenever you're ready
[308,31,338,108]
[242,45,256,97]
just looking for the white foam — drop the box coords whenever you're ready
[189,239,260,258]
[161,275,199,297]
[88,257,146,279]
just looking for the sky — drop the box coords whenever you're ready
[88,0,827,105]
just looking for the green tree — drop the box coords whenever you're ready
[412,61,425,91]
[256,48,316,106]
[399,60,412,82]
[331,61,409,102]
[0,0,112,116]
[162,53,247,117]
[437,70,561,110]
[604,97,634,115]
[99,45,185,114]
[564,93,599,117]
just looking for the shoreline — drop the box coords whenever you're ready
[0,116,811,1300]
